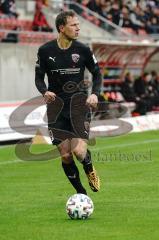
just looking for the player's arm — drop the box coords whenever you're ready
[35,47,56,103]
[85,46,102,108]
[35,47,47,94]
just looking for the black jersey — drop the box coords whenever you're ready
[35,39,102,102]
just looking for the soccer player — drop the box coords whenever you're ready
[35,10,102,195]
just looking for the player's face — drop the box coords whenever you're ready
[61,16,80,40]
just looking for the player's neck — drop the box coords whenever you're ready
[57,35,72,50]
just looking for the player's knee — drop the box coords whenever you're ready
[61,152,73,163]
[73,147,86,161]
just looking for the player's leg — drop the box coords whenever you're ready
[71,138,100,192]
[57,139,87,195]
[48,108,87,194]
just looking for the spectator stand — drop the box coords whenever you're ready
[1,1,158,45]
[63,0,135,40]
[91,41,159,116]
[0,0,54,44]
[47,0,159,42]
[32,0,53,32]
[67,0,159,37]
[0,19,55,44]
[0,0,18,18]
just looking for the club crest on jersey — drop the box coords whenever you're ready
[72,54,80,63]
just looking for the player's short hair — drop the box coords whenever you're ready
[55,10,77,33]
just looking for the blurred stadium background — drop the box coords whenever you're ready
[0,1,159,240]
[0,0,159,142]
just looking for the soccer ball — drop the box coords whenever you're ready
[66,194,94,220]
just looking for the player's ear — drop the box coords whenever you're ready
[59,25,65,33]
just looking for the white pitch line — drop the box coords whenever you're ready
[91,138,159,151]
[0,138,159,165]
[0,159,22,165]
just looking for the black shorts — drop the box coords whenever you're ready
[47,107,91,145]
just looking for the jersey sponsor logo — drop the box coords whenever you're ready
[51,68,80,75]
[49,56,56,62]
[72,53,80,63]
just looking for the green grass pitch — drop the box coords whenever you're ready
[0,130,159,240]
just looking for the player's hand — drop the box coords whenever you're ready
[86,94,98,109]
[43,91,56,103]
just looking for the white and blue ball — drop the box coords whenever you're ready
[66,194,94,220]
